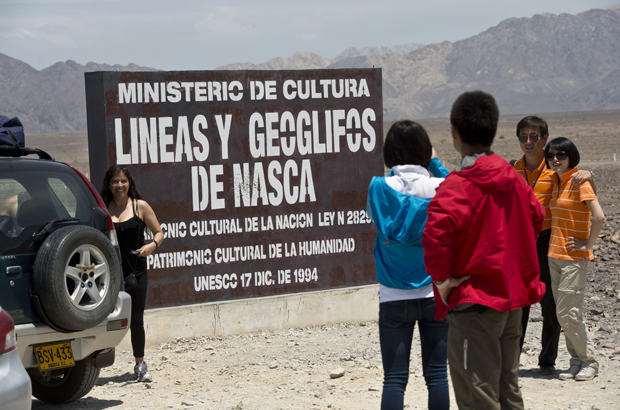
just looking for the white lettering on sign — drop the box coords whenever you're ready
[298,237,355,256]
[232,160,315,208]
[111,75,380,213]
[194,273,238,291]
[118,78,370,104]
[249,80,277,100]
[282,79,370,100]
[214,245,267,263]
[192,266,319,293]
[146,237,356,270]
[114,108,372,167]
[114,115,231,165]
[247,109,377,158]
[189,218,243,236]
[153,208,369,244]
[191,165,225,211]
[118,81,244,103]
[147,248,212,269]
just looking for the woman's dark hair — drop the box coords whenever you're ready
[383,120,433,169]
[100,165,144,206]
[544,137,580,169]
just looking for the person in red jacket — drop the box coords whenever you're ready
[422,90,546,410]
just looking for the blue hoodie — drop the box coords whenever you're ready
[367,158,449,290]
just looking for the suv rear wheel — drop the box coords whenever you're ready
[28,359,100,404]
[33,225,121,331]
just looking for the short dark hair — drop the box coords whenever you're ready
[450,90,499,147]
[516,116,548,137]
[100,165,144,206]
[383,120,433,169]
[544,137,580,169]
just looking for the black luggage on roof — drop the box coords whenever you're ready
[0,116,53,160]
[0,115,25,147]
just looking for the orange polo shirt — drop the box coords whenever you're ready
[548,167,597,262]
[513,156,555,231]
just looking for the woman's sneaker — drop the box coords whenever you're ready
[134,361,153,382]
[558,365,581,380]
[575,364,597,381]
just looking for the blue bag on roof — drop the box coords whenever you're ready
[0,116,25,147]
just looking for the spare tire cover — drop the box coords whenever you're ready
[33,225,121,331]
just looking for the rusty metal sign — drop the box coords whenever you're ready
[85,69,383,309]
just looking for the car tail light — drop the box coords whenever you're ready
[108,229,119,247]
[65,163,119,246]
[0,308,17,354]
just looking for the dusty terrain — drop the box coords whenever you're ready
[29,316,620,410]
[27,109,620,409]
[33,316,620,410]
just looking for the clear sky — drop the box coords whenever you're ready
[1,0,618,71]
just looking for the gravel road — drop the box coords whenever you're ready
[30,299,620,410]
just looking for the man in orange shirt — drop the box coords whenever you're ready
[512,116,594,376]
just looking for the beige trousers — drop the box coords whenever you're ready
[548,257,598,370]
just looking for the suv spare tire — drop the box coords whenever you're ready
[33,225,121,331]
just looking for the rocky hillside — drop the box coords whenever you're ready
[220,7,620,120]
[334,43,424,60]
[0,55,155,132]
[1,7,619,132]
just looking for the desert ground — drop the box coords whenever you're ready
[27,109,620,409]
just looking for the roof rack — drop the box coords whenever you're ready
[0,122,54,160]
[0,145,54,160]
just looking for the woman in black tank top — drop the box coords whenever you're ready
[101,165,164,382]
[115,199,148,277]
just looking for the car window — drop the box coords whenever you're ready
[0,179,26,218]
[0,179,29,237]
[48,177,78,217]
[0,169,93,255]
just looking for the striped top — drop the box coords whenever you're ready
[513,156,555,230]
[548,167,597,261]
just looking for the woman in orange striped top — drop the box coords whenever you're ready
[545,137,605,382]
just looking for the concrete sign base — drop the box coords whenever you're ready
[117,284,379,350]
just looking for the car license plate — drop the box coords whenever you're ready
[33,341,75,371]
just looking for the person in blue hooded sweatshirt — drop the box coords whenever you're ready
[367,120,469,410]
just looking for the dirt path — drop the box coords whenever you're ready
[31,302,620,410]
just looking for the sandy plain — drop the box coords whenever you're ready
[25,109,620,409]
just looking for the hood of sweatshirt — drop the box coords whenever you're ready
[386,164,444,199]
[456,153,516,192]
[367,176,430,246]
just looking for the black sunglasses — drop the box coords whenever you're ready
[518,133,539,143]
[107,164,127,172]
[546,151,568,161]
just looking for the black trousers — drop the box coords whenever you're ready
[128,271,148,358]
[519,230,561,366]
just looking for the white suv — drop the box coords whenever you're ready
[1,144,131,404]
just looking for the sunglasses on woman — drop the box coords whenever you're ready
[518,133,539,143]
[107,164,127,172]
[545,151,568,161]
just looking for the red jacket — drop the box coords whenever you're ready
[422,153,545,320]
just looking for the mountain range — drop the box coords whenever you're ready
[1,6,619,133]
